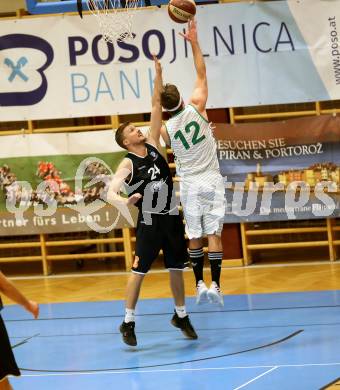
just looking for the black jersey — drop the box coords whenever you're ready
[125,143,174,213]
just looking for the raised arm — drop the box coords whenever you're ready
[148,55,164,149]
[180,19,208,114]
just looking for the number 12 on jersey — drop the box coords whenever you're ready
[174,121,205,150]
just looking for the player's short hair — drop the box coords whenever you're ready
[115,121,130,149]
[161,84,181,111]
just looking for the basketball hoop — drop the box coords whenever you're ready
[86,0,142,43]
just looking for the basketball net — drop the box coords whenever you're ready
[86,0,141,43]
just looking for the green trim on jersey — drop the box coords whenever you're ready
[188,104,209,124]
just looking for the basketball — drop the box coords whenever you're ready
[168,0,196,23]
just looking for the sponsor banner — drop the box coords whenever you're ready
[215,115,340,222]
[0,206,138,236]
[1,0,339,121]
[0,129,140,235]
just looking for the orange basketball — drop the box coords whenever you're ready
[168,0,196,24]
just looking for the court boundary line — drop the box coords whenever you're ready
[18,330,302,373]
[9,320,340,341]
[17,362,340,378]
[6,303,340,322]
[232,366,278,390]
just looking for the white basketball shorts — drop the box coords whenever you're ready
[179,170,226,239]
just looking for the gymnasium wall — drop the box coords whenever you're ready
[0,0,339,274]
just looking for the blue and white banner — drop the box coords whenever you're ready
[0,0,339,121]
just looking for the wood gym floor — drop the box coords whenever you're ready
[3,262,340,304]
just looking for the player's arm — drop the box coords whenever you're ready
[0,271,39,318]
[180,19,208,116]
[107,158,141,206]
[147,54,164,150]
[160,125,171,147]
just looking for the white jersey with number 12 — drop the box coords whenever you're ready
[165,104,219,178]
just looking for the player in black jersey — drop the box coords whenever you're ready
[0,271,39,390]
[108,55,197,347]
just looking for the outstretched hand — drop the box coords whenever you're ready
[127,193,142,205]
[25,300,39,319]
[179,18,197,43]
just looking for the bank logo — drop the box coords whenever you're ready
[0,34,54,106]
[5,57,29,82]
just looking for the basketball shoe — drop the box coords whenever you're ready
[196,280,209,304]
[207,282,224,306]
[119,321,137,346]
[171,312,198,339]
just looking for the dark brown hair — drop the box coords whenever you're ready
[161,84,180,111]
[115,121,130,149]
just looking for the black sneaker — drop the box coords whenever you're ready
[119,321,137,346]
[171,312,198,339]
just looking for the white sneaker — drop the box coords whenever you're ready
[196,280,209,305]
[207,282,224,306]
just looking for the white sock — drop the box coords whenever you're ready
[175,306,187,318]
[125,308,135,323]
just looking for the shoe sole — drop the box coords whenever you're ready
[119,327,137,346]
[207,291,224,306]
[181,330,198,339]
[196,289,209,305]
[171,319,198,340]
[122,338,137,346]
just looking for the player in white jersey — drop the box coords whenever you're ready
[160,19,225,306]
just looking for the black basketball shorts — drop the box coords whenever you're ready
[132,212,188,274]
[0,314,20,382]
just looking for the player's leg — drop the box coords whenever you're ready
[202,175,225,305]
[169,270,197,339]
[120,272,145,346]
[169,269,185,307]
[189,238,204,284]
[162,214,197,339]
[206,234,224,305]
[120,214,161,346]
[180,181,207,303]
[189,237,209,304]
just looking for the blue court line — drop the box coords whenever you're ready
[5,303,340,322]
[11,333,40,349]
[16,330,302,373]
